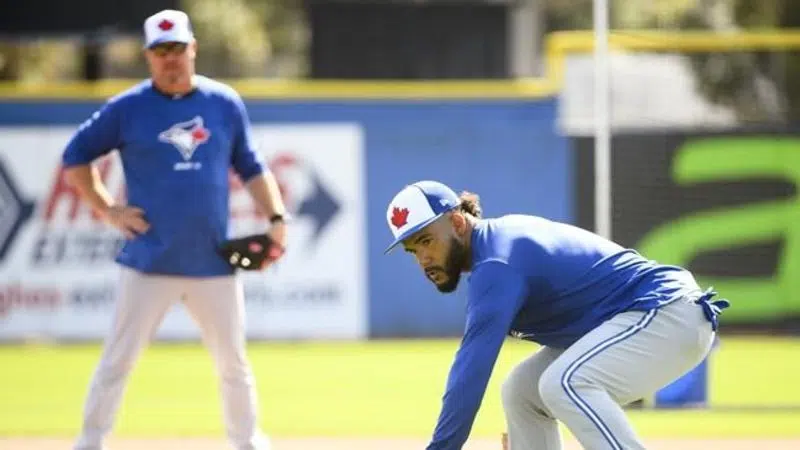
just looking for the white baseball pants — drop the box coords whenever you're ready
[73,267,269,450]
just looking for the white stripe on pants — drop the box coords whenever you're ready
[74,267,269,450]
[501,296,715,450]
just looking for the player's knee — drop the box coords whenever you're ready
[97,358,135,383]
[537,366,569,411]
[214,351,253,381]
[501,371,525,411]
[502,361,545,408]
[503,369,557,421]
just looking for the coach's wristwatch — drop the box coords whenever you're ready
[270,214,289,224]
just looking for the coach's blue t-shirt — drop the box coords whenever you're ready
[62,76,265,277]
[426,214,701,449]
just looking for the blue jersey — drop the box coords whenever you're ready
[427,214,701,449]
[61,76,265,277]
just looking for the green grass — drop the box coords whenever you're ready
[0,336,799,438]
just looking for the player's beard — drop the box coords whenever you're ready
[431,236,469,294]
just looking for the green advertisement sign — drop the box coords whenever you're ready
[637,137,800,320]
[575,134,800,323]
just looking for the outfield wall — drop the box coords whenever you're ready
[6,29,800,339]
[2,95,799,341]
[0,97,570,340]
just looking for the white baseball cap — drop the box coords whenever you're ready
[143,9,195,49]
[384,180,461,254]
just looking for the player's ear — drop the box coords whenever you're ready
[188,39,198,58]
[449,211,467,236]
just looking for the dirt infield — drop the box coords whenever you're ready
[3,437,800,450]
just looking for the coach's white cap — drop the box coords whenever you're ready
[143,9,194,49]
[384,180,461,254]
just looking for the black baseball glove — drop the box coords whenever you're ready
[218,233,285,271]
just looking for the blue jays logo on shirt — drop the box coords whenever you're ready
[158,116,210,170]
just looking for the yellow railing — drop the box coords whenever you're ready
[3,29,800,100]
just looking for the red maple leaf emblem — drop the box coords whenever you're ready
[158,20,174,31]
[391,207,409,228]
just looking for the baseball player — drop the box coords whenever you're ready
[384,180,730,450]
[63,10,286,450]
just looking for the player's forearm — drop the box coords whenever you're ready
[428,360,491,449]
[429,287,520,450]
[244,171,287,219]
[428,333,506,449]
[64,164,116,218]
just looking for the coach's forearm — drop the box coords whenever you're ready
[245,171,287,219]
[64,164,116,218]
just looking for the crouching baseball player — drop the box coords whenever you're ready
[383,180,730,450]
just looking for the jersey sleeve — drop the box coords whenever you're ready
[426,261,529,450]
[62,100,122,167]
[229,92,266,182]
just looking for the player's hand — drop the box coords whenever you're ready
[268,221,287,250]
[264,220,287,269]
[104,205,150,239]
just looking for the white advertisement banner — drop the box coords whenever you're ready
[0,123,366,341]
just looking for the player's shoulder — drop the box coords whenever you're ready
[475,214,550,247]
[472,214,553,268]
[112,79,156,102]
[491,214,552,230]
[194,75,244,103]
[467,259,525,298]
[80,80,153,122]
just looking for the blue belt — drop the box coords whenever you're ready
[693,287,730,332]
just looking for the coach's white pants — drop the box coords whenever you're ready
[501,296,715,450]
[74,267,269,450]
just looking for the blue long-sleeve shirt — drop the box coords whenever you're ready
[426,214,701,449]
[61,76,266,277]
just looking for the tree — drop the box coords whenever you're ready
[676,0,793,124]
[182,0,308,78]
[545,0,799,124]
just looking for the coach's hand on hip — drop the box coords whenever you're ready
[104,205,151,239]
